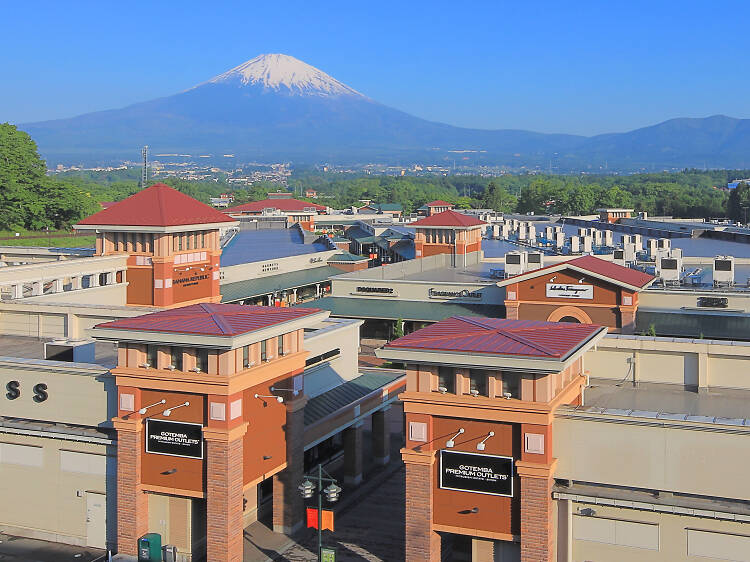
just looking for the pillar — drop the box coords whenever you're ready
[90,273,100,287]
[11,284,23,299]
[292,288,298,304]
[372,407,391,466]
[403,450,440,561]
[472,538,494,561]
[31,281,42,296]
[203,424,247,562]
[52,278,64,293]
[517,460,557,562]
[273,396,307,535]
[267,294,273,306]
[113,419,148,556]
[344,422,364,486]
[619,305,636,334]
[72,276,82,290]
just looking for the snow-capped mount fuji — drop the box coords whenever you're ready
[19,54,750,169]
[202,54,363,97]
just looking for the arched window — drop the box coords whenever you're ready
[559,316,581,323]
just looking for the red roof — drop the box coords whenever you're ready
[77,184,235,227]
[227,198,326,213]
[385,316,603,359]
[95,303,322,337]
[426,200,454,207]
[500,255,654,290]
[411,210,486,228]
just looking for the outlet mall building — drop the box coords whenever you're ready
[2,186,750,561]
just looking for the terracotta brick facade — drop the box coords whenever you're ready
[404,453,441,561]
[204,426,247,562]
[114,420,148,556]
[518,467,555,562]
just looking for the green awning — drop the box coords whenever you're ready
[305,370,404,427]
[221,266,341,303]
[296,296,505,322]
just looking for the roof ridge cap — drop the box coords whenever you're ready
[199,303,234,336]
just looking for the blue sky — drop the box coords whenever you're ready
[1,0,748,135]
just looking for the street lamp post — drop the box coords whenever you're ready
[298,463,342,562]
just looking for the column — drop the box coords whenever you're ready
[344,422,364,486]
[203,424,247,562]
[71,276,82,290]
[267,294,273,306]
[372,407,391,466]
[292,288,298,304]
[90,273,100,287]
[516,460,557,562]
[11,284,23,299]
[113,418,149,556]
[315,283,320,298]
[619,305,636,333]
[52,278,64,293]
[273,395,307,535]
[472,538,494,561]
[31,281,42,296]
[403,450,440,561]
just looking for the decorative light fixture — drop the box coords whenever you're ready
[446,428,465,448]
[270,386,299,396]
[324,483,342,502]
[477,431,495,451]
[298,480,315,499]
[254,393,284,403]
[138,399,166,415]
[550,275,557,282]
[162,401,190,417]
[437,386,448,394]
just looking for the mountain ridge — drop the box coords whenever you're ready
[19,54,750,171]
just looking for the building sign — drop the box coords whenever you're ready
[428,288,482,300]
[546,283,594,299]
[146,419,203,459]
[697,296,728,308]
[355,286,394,295]
[439,450,514,497]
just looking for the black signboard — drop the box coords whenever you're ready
[439,450,514,497]
[146,419,203,459]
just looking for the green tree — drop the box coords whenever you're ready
[727,182,750,222]
[481,181,517,212]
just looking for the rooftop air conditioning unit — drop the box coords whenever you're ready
[505,251,526,277]
[657,238,671,250]
[713,255,735,286]
[657,256,682,283]
[527,252,544,271]
[570,235,581,254]
[613,248,626,266]
[554,231,565,249]
[622,242,637,263]
[582,236,593,253]
[604,230,614,246]
[517,222,528,241]
[44,339,96,363]
[527,224,537,242]
[647,239,658,259]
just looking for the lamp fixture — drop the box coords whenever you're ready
[270,386,299,396]
[161,468,177,475]
[477,431,495,451]
[254,393,284,404]
[162,401,190,417]
[469,389,479,397]
[138,399,166,415]
[579,277,586,284]
[437,386,448,394]
[166,365,176,371]
[188,367,201,373]
[446,428,465,448]
[503,392,512,400]
[549,276,557,282]
[470,507,479,514]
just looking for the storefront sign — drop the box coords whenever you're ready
[428,288,483,300]
[5,381,48,402]
[439,450,514,497]
[146,419,203,459]
[355,286,394,294]
[545,283,594,299]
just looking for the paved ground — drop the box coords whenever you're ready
[276,466,405,562]
[0,534,105,562]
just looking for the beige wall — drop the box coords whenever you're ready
[148,494,195,557]
[21,284,127,306]
[303,318,363,397]
[0,432,114,548]
[639,289,750,313]
[563,500,750,562]
[587,335,750,390]
[220,249,339,285]
[554,414,750,502]
[0,360,114,427]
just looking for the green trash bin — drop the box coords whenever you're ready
[138,533,162,562]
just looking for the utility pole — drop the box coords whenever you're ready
[141,146,149,188]
[298,464,342,562]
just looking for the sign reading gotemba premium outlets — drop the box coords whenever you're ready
[546,283,594,299]
[146,419,203,459]
[439,450,514,497]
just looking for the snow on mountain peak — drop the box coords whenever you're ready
[205,54,363,97]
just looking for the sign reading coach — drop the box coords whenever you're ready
[146,419,203,459]
[440,450,514,497]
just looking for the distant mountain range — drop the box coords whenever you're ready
[20,54,750,171]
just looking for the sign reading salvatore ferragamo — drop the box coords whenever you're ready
[546,283,594,299]
[440,450,514,496]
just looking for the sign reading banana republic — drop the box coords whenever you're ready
[439,450,514,497]
[146,419,203,459]
[546,283,594,299]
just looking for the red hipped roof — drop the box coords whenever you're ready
[77,183,235,227]
[95,303,322,337]
[227,198,326,213]
[411,209,486,228]
[385,316,602,358]
[426,200,454,207]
